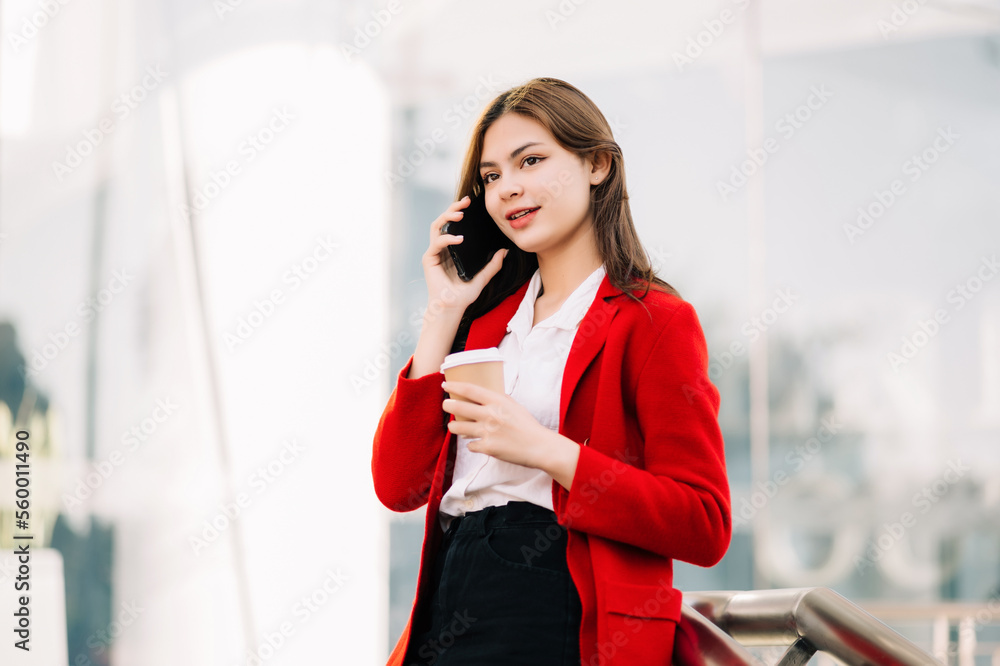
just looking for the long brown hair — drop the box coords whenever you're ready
[449,77,679,353]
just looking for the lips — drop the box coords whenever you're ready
[506,206,539,221]
[508,207,538,229]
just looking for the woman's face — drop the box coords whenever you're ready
[479,113,605,256]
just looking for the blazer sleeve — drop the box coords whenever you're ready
[556,300,732,566]
[371,354,449,512]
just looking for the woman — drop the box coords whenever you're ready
[372,77,731,665]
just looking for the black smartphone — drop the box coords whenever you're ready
[441,190,510,281]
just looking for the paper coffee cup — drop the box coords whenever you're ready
[440,348,504,421]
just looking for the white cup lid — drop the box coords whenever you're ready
[440,347,503,373]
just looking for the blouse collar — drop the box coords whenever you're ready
[505,264,607,344]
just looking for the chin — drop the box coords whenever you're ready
[516,228,562,253]
[512,242,548,257]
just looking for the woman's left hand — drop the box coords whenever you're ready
[442,380,554,470]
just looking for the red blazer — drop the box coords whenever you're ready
[372,273,732,665]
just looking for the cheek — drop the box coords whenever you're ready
[537,170,588,210]
[534,172,564,207]
[532,186,561,211]
[545,183,590,219]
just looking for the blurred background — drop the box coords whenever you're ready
[1,0,998,664]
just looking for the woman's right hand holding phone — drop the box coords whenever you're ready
[422,195,508,315]
[407,196,507,379]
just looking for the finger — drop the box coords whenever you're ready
[443,380,486,402]
[440,207,466,227]
[442,398,488,421]
[433,233,464,251]
[424,234,463,265]
[471,248,508,288]
[432,199,470,235]
[447,419,480,439]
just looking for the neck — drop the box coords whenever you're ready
[535,221,602,302]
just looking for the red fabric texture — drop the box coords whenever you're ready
[373,274,732,665]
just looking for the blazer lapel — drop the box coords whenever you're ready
[559,275,620,426]
[464,273,623,427]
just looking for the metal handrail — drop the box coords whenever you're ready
[679,588,945,666]
[673,603,764,665]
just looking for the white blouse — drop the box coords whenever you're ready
[438,263,607,533]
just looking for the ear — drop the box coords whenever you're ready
[588,150,612,187]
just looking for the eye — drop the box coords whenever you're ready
[481,156,543,185]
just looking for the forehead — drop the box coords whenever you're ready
[481,113,554,156]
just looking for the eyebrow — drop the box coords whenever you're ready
[479,142,544,170]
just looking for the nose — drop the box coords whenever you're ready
[498,174,522,202]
